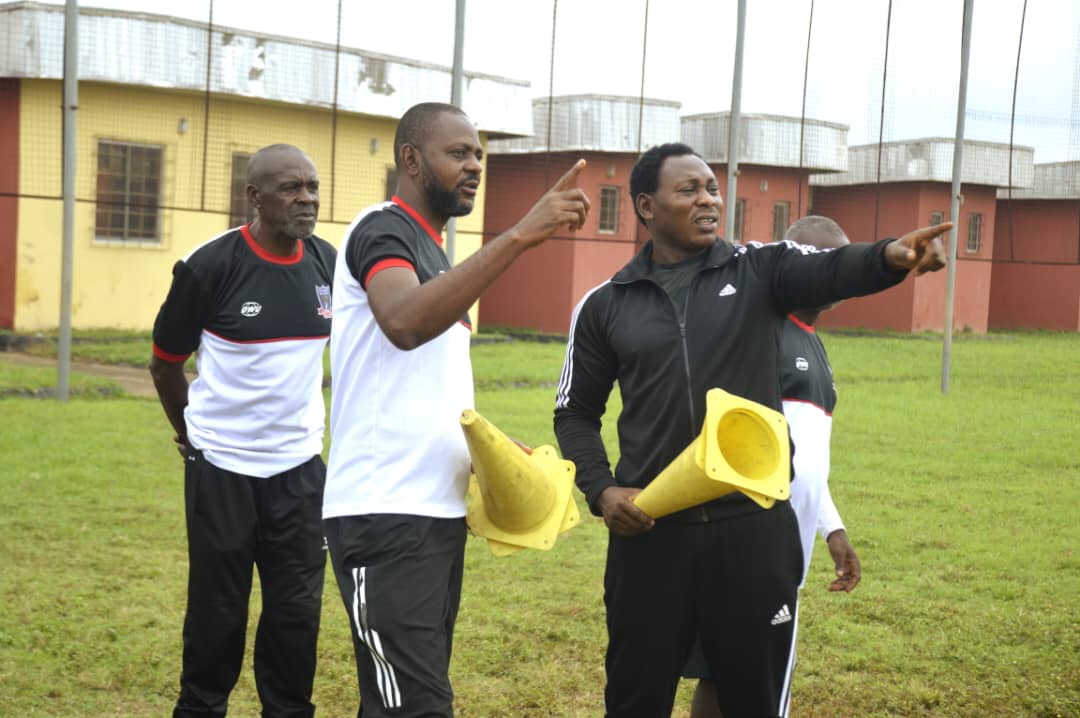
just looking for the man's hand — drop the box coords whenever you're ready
[884,222,952,274]
[826,529,861,592]
[597,486,655,537]
[508,160,591,249]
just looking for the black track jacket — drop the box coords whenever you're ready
[554,236,906,518]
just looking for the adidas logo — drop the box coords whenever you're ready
[718,283,737,297]
[770,604,793,626]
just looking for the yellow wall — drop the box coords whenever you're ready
[15,79,486,330]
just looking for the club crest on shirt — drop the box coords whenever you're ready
[795,357,809,371]
[315,284,333,319]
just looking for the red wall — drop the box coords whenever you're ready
[481,151,639,333]
[988,198,1080,330]
[989,263,1080,330]
[993,199,1080,263]
[0,79,18,329]
[811,182,997,332]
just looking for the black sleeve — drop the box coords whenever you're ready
[553,290,619,515]
[345,215,419,289]
[151,260,212,361]
[767,238,907,315]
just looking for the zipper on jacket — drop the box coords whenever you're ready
[676,289,709,523]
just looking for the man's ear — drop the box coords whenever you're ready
[246,184,260,210]
[400,144,422,177]
[635,193,654,223]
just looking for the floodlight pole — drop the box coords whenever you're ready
[446,0,466,265]
[942,0,974,394]
[725,0,746,243]
[58,0,78,401]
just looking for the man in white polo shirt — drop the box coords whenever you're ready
[323,101,590,718]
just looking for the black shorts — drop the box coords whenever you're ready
[603,502,803,718]
[324,514,466,718]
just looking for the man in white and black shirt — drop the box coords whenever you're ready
[150,144,336,718]
[324,102,590,718]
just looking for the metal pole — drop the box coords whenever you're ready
[58,0,78,401]
[329,0,342,223]
[942,0,974,394]
[724,0,746,243]
[446,0,466,265]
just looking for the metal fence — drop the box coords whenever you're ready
[1,0,1079,256]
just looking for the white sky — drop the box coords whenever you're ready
[48,0,1080,162]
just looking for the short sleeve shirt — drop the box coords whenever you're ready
[152,225,336,477]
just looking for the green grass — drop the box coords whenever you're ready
[0,332,1077,717]
[0,361,125,398]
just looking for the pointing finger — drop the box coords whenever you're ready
[551,159,587,192]
[913,221,953,245]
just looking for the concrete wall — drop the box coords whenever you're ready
[989,198,1080,330]
[481,151,638,333]
[811,181,997,332]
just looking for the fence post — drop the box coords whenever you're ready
[942,0,975,394]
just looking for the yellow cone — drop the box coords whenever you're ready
[632,388,790,519]
[460,410,580,556]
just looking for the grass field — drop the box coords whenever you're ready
[0,331,1077,717]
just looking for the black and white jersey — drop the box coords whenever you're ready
[152,224,336,478]
[325,196,474,520]
[782,315,845,584]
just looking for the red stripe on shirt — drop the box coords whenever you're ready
[391,195,444,247]
[241,224,304,265]
[153,343,191,363]
[364,257,416,289]
[787,314,815,334]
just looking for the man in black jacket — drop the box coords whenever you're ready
[553,143,949,718]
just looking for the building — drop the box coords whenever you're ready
[682,112,848,244]
[990,162,1080,331]
[811,138,1034,333]
[482,102,854,334]
[481,94,681,334]
[0,1,531,330]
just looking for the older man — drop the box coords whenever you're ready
[150,144,336,718]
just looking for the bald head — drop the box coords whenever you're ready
[783,215,850,252]
[394,102,468,170]
[247,144,312,190]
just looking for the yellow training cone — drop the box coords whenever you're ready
[632,388,790,519]
[460,409,580,556]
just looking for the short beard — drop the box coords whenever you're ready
[421,164,474,218]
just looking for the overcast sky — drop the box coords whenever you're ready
[45,0,1080,162]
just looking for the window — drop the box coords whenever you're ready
[930,210,945,226]
[95,140,163,242]
[228,152,254,229]
[772,201,790,243]
[599,186,619,233]
[967,213,982,253]
[732,199,746,242]
[385,167,398,202]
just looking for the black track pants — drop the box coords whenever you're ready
[174,452,326,718]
